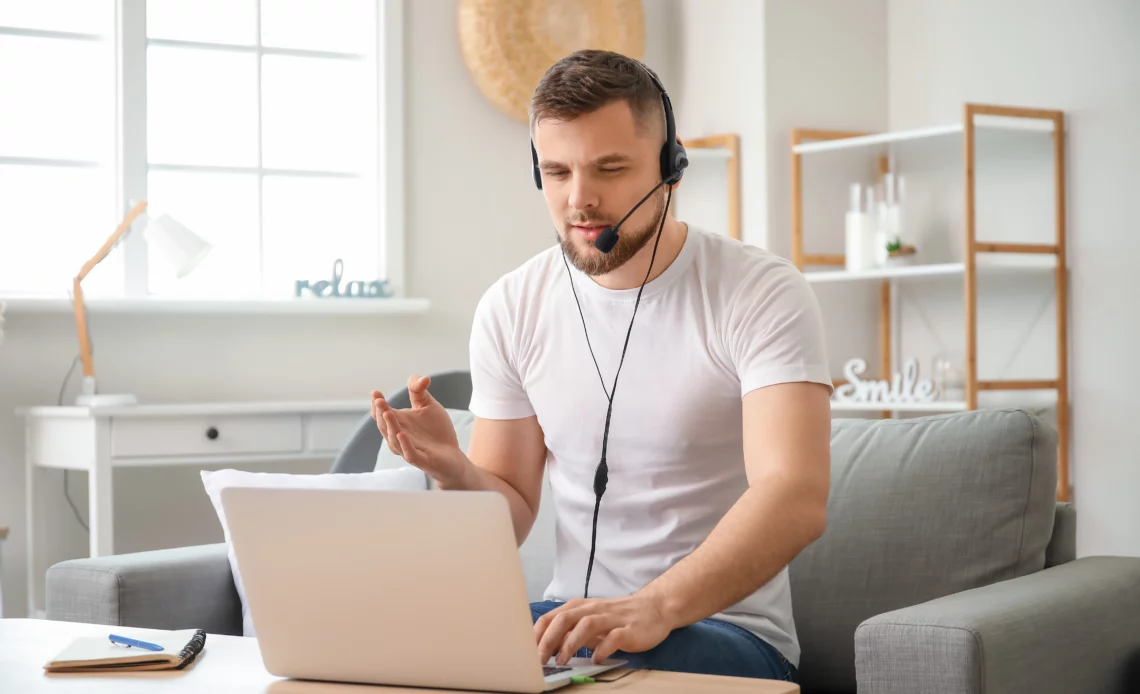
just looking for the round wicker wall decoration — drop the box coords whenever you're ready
[458,0,646,124]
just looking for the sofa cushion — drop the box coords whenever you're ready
[789,409,1058,693]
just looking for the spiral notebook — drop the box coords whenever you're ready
[44,629,206,673]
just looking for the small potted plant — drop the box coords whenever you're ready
[885,237,917,267]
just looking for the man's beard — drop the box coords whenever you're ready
[560,191,666,276]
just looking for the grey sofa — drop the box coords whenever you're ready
[44,408,1140,693]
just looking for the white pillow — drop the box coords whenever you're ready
[200,466,428,637]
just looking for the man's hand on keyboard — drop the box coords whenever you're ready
[535,593,673,666]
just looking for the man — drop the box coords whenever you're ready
[371,50,831,683]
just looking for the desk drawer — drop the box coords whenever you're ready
[307,413,368,453]
[110,414,303,458]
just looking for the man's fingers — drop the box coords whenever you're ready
[557,615,611,666]
[383,411,404,456]
[407,373,436,409]
[591,627,629,665]
[396,432,426,465]
[376,412,389,443]
[373,394,390,431]
[373,396,392,442]
[533,604,565,643]
[370,391,382,422]
[537,610,579,665]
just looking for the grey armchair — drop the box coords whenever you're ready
[45,405,1140,693]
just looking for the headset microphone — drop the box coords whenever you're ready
[593,228,620,254]
[593,179,668,254]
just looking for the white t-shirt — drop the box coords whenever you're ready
[467,225,831,667]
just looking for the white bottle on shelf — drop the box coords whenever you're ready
[876,173,908,267]
[844,183,876,271]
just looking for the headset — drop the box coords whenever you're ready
[532,60,687,600]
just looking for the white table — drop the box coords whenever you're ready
[19,400,369,617]
[0,619,799,693]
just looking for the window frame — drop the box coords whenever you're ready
[0,0,409,309]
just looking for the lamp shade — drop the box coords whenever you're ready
[141,213,211,279]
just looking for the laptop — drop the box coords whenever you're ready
[220,486,624,692]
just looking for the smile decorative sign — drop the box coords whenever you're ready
[295,259,392,299]
[833,358,939,405]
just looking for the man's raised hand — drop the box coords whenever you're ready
[371,374,467,487]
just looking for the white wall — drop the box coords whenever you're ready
[671,0,889,259]
[672,0,768,247]
[764,0,889,381]
[0,0,690,617]
[764,0,889,260]
[671,0,889,381]
[888,0,1140,555]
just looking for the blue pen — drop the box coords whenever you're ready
[108,634,165,652]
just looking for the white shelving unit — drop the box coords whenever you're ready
[791,115,1054,155]
[679,133,741,240]
[686,146,734,160]
[790,103,1071,500]
[804,255,1055,284]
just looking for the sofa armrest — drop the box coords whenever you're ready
[855,556,1140,694]
[45,543,242,636]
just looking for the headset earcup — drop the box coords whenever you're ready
[673,144,689,183]
[531,141,543,190]
[662,140,688,185]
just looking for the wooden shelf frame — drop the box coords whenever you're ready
[790,104,1071,501]
[682,133,742,241]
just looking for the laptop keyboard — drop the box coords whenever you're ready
[543,665,573,677]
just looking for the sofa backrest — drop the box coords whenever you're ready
[1046,501,1076,567]
[788,409,1059,694]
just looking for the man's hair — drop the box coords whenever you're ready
[529,49,665,139]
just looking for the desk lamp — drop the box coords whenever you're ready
[73,199,211,406]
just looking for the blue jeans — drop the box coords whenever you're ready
[530,601,797,682]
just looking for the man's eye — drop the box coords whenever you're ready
[547,170,569,179]
[601,167,625,174]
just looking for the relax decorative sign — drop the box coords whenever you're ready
[295,259,392,299]
[833,357,939,405]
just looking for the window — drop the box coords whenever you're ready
[0,2,119,296]
[0,0,400,301]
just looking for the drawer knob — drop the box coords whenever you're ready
[206,427,219,440]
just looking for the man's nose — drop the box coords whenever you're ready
[567,174,600,211]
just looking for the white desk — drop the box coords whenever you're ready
[0,619,799,693]
[20,400,369,616]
